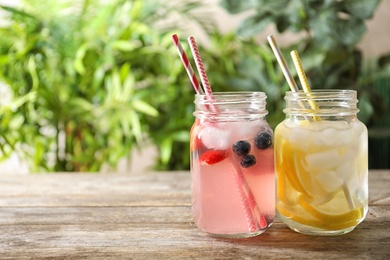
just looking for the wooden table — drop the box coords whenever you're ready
[0,170,389,259]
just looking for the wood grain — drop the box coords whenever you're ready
[0,170,388,259]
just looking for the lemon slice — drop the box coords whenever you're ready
[276,169,299,206]
[277,199,363,231]
[293,151,336,205]
[297,194,364,228]
[277,201,324,228]
[276,138,321,204]
[277,140,307,195]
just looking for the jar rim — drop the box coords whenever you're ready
[285,89,357,98]
[284,89,359,116]
[286,89,355,92]
[193,91,268,121]
[195,91,267,97]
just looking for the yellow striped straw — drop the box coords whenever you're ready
[290,50,355,210]
[290,50,321,121]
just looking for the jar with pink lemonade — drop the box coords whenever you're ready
[190,92,275,238]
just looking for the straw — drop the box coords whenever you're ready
[187,36,212,96]
[171,34,204,95]
[231,163,257,232]
[267,35,312,122]
[187,36,219,113]
[243,172,268,229]
[230,160,267,231]
[290,50,355,210]
[267,35,299,92]
[342,181,356,210]
[290,50,321,121]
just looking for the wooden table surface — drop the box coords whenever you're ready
[0,170,389,259]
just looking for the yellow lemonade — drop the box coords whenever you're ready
[275,118,368,235]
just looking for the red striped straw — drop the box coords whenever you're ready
[187,36,211,95]
[233,168,257,232]
[187,36,219,112]
[171,34,204,95]
[230,160,267,232]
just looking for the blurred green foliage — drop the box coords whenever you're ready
[220,0,390,125]
[0,0,213,171]
[0,0,388,172]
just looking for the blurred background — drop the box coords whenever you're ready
[0,0,389,174]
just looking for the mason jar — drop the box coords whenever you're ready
[190,92,275,238]
[275,89,368,235]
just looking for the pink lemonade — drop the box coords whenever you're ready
[190,116,275,238]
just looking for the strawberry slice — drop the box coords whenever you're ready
[200,149,230,165]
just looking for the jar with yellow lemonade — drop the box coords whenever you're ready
[275,90,368,235]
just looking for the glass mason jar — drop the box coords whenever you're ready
[190,92,275,238]
[275,90,368,235]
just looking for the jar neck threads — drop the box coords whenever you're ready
[284,90,359,118]
[194,92,268,122]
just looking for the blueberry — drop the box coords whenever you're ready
[240,154,256,168]
[254,132,272,149]
[232,140,251,156]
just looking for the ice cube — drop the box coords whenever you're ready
[305,149,342,171]
[230,120,267,141]
[288,127,312,151]
[198,125,231,150]
[315,128,352,147]
[315,170,343,193]
[335,161,353,180]
[351,121,366,138]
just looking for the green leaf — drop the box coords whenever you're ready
[0,54,9,65]
[0,92,37,113]
[131,100,158,117]
[171,131,189,142]
[238,15,273,38]
[128,110,142,143]
[300,48,326,71]
[67,98,93,115]
[345,0,380,19]
[33,137,44,170]
[28,56,39,90]
[333,18,366,46]
[159,138,172,165]
[119,63,130,80]
[112,41,137,51]
[119,114,132,138]
[130,0,144,18]
[111,70,122,101]
[73,43,89,75]
[9,114,24,129]
[93,66,106,89]
[0,5,36,19]
[357,92,374,123]
[122,74,135,99]
[219,0,257,14]
[261,0,291,15]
